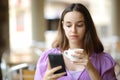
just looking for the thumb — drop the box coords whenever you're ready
[47,59,51,70]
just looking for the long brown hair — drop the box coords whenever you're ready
[52,3,104,54]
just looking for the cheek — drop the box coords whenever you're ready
[63,27,69,34]
[63,27,69,38]
[81,31,85,38]
[78,29,85,38]
[64,29,69,37]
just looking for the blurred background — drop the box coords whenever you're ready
[0,0,120,80]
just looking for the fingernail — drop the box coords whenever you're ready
[59,66,62,68]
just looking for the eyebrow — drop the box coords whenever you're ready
[77,21,84,23]
[64,20,84,23]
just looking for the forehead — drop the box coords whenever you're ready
[63,11,84,22]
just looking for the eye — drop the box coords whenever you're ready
[65,23,72,27]
[77,23,84,27]
[66,24,72,27]
[78,24,83,27]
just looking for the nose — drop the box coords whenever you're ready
[71,25,77,33]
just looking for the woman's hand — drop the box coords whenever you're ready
[71,50,91,68]
[72,50,102,80]
[43,62,66,80]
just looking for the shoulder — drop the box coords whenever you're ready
[91,52,116,71]
[35,48,61,77]
[99,52,115,67]
[92,52,115,65]
[95,52,116,74]
[40,48,61,60]
[37,48,61,65]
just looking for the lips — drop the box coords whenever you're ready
[70,35,78,39]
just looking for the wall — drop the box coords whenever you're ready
[31,0,47,42]
[115,0,120,36]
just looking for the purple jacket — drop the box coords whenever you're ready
[34,48,117,80]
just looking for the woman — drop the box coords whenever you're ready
[34,3,117,80]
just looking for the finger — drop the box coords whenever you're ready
[55,72,67,77]
[72,53,81,58]
[72,53,86,59]
[47,59,51,70]
[49,66,62,74]
[75,49,84,53]
[79,53,89,59]
[73,59,89,66]
[73,58,88,63]
[50,72,66,79]
[74,62,87,66]
[74,49,84,54]
[44,66,63,80]
[74,50,82,54]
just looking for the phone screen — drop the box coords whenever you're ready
[48,53,67,76]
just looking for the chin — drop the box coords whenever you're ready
[70,40,80,43]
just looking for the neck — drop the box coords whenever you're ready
[69,42,83,49]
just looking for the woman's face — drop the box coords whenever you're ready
[63,11,86,44]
